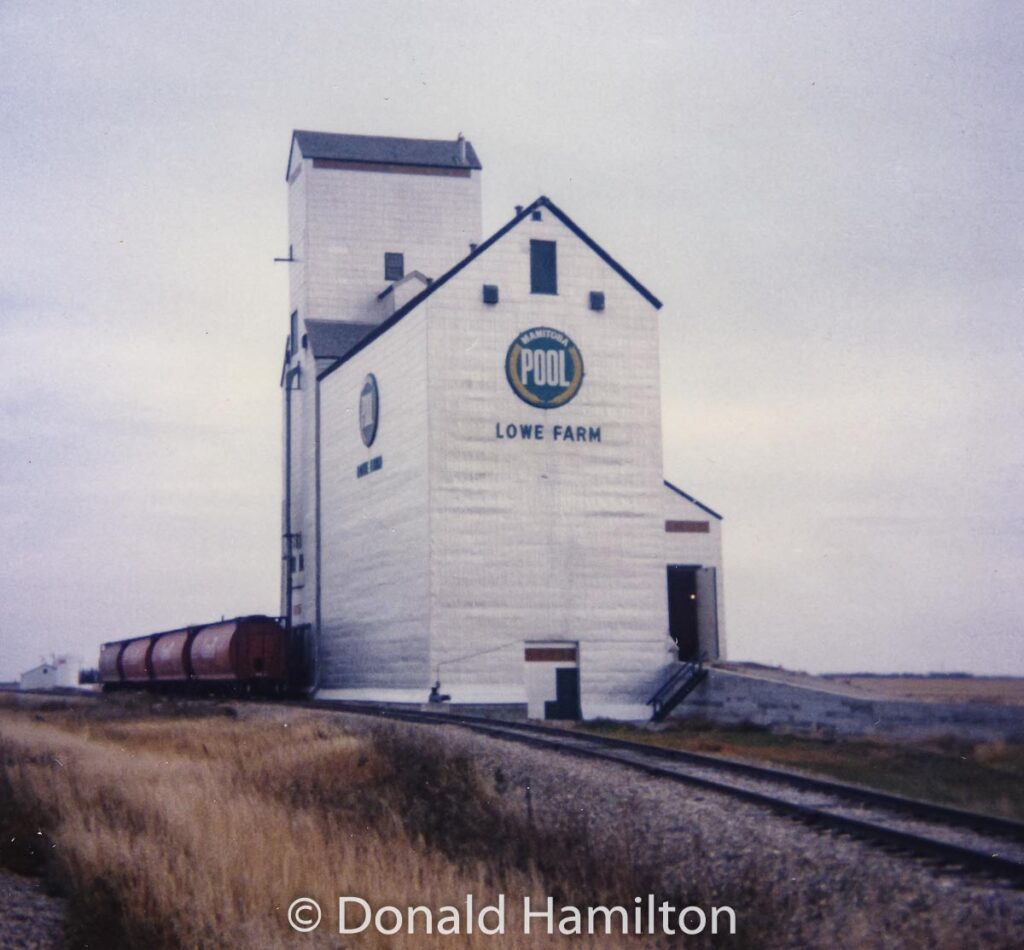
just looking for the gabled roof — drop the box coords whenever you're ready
[305,320,376,359]
[318,195,662,382]
[289,130,482,178]
[664,480,723,521]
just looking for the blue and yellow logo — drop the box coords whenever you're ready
[505,327,584,409]
[359,374,379,447]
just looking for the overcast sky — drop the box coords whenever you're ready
[1,1,1021,680]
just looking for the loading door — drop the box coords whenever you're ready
[695,567,719,659]
[667,566,699,660]
[667,565,719,661]
[544,668,581,720]
[524,642,580,720]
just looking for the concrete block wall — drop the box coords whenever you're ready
[672,668,1024,742]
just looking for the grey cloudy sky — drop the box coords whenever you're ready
[1,1,1021,679]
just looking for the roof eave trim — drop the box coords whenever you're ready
[663,479,724,521]
[307,156,482,171]
[317,201,539,383]
[317,194,664,383]
[540,198,662,309]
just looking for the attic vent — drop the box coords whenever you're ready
[384,252,404,281]
[531,210,542,221]
[589,291,605,312]
[482,285,499,305]
[530,240,557,295]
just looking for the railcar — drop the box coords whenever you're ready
[99,615,308,696]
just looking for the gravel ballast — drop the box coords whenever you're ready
[303,707,1024,949]
[0,870,66,950]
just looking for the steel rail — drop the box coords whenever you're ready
[9,687,1021,886]
[307,699,1024,888]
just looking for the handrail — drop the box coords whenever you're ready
[647,656,707,721]
[648,656,703,706]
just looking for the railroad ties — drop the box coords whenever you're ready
[308,698,1024,890]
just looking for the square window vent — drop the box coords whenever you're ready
[482,284,499,304]
[384,252,404,281]
[530,240,557,295]
[589,291,605,311]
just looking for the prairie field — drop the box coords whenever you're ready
[0,694,759,949]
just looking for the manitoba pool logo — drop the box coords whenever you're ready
[505,327,584,409]
[359,374,379,447]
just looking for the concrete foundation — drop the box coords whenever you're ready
[669,667,1024,743]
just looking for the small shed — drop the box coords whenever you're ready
[19,655,82,690]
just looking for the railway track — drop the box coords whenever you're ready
[309,699,1024,889]
[7,687,1023,887]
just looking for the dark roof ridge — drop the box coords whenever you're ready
[663,479,723,521]
[288,129,482,178]
[318,196,662,383]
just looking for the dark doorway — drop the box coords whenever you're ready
[667,566,699,660]
[544,667,581,719]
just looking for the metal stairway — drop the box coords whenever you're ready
[648,657,707,722]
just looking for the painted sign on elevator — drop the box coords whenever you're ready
[505,327,583,409]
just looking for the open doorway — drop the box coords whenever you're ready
[667,565,718,661]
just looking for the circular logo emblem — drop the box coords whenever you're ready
[359,374,379,447]
[505,327,584,409]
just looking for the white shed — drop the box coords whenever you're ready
[19,655,82,690]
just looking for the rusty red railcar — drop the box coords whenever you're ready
[189,617,286,688]
[120,638,155,683]
[150,629,193,682]
[98,642,125,685]
[98,616,293,695]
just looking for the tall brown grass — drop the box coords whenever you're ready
[0,698,754,949]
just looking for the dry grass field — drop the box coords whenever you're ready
[0,694,766,949]
[826,676,1024,706]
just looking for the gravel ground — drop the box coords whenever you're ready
[285,707,1024,949]
[0,870,65,949]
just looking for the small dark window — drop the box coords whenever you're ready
[289,311,299,355]
[482,284,499,304]
[384,252,404,281]
[531,210,542,221]
[298,554,304,571]
[301,333,308,350]
[530,240,557,295]
[589,291,605,312]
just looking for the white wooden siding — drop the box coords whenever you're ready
[317,309,431,690]
[298,160,481,323]
[663,487,727,659]
[424,212,671,718]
